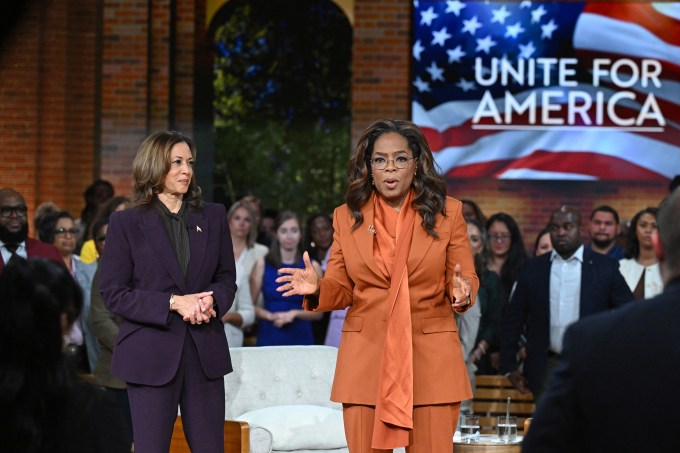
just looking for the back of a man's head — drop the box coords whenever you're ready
[657,188,680,280]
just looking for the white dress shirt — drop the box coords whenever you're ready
[0,240,27,262]
[549,245,584,354]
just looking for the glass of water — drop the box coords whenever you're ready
[497,416,518,442]
[460,414,480,443]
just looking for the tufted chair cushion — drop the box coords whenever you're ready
[225,346,342,418]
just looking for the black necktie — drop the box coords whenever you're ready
[4,244,24,265]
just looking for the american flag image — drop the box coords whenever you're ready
[411,1,680,180]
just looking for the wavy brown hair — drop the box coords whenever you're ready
[130,131,203,209]
[346,119,447,238]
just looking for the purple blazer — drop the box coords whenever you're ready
[99,202,237,386]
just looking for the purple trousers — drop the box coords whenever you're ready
[127,331,225,453]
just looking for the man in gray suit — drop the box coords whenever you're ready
[522,189,680,452]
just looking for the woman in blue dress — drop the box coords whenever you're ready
[256,211,322,346]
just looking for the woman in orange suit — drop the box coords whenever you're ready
[277,119,479,453]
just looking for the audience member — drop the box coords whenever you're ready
[76,179,114,250]
[241,194,274,247]
[305,212,335,344]
[466,219,502,375]
[37,211,99,374]
[34,200,60,233]
[0,258,130,453]
[486,212,528,305]
[259,207,279,246]
[501,206,633,403]
[256,210,322,346]
[222,201,263,347]
[0,188,63,272]
[88,215,134,444]
[461,198,487,225]
[619,207,662,299]
[79,196,128,264]
[587,205,625,259]
[533,227,553,257]
[617,219,631,253]
[522,189,680,452]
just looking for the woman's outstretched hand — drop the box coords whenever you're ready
[451,263,472,311]
[276,251,320,297]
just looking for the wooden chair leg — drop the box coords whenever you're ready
[170,417,249,453]
[225,420,249,453]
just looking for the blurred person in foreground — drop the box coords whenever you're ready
[277,119,478,452]
[0,258,130,453]
[99,131,237,452]
[522,190,680,452]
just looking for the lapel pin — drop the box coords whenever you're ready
[196,226,202,233]
[368,225,376,235]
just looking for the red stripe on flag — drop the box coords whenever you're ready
[440,150,666,181]
[583,3,680,47]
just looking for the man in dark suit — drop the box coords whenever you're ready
[0,188,63,272]
[523,190,680,452]
[501,206,633,401]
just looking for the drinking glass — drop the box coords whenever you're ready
[460,414,480,443]
[497,416,517,442]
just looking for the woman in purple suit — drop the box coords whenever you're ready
[99,131,237,452]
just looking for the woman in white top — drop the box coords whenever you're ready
[222,201,268,346]
[619,207,662,300]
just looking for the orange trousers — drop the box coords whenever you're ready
[342,403,460,453]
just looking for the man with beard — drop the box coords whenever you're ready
[0,188,63,273]
[500,206,633,403]
[587,205,625,259]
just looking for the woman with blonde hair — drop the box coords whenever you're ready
[222,200,267,346]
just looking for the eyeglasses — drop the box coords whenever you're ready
[370,155,416,170]
[96,235,106,242]
[490,233,511,243]
[0,205,28,218]
[54,227,79,236]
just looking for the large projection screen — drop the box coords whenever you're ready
[411,1,680,181]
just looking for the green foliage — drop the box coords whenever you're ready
[212,0,352,216]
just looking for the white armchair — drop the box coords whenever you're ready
[224,345,347,453]
[169,345,405,453]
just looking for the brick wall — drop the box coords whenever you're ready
[351,0,411,142]
[0,0,98,229]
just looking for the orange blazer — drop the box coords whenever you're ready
[308,196,479,406]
